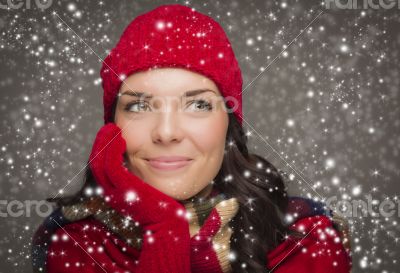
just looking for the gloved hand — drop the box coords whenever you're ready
[89,123,191,272]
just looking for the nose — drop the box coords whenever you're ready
[151,103,184,145]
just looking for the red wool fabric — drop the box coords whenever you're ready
[46,214,351,273]
[100,4,243,125]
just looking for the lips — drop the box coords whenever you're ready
[146,156,192,162]
[145,156,193,171]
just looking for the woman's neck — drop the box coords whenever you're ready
[180,183,215,204]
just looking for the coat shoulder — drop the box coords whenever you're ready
[32,210,140,273]
[266,213,352,273]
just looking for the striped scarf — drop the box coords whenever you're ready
[32,187,239,273]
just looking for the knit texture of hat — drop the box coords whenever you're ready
[100,4,243,125]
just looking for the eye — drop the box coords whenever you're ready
[124,101,150,113]
[187,99,213,112]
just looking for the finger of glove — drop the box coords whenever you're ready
[89,124,121,192]
[99,123,142,191]
[190,208,221,246]
[89,136,109,191]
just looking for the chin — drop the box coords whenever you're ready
[162,191,192,201]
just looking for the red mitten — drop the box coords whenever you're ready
[89,123,191,273]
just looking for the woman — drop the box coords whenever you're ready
[32,4,352,273]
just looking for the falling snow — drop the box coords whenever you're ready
[0,1,399,273]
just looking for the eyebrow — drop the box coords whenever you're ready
[119,88,217,99]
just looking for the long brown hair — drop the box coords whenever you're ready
[50,97,293,272]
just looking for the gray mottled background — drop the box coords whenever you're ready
[0,0,399,272]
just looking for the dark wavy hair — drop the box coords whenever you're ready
[50,97,295,272]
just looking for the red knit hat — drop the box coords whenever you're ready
[100,4,243,125]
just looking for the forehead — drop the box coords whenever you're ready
[119,67,221,97]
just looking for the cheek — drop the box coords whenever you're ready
[189,116,228,156]
[115,115,146,154]
[122,127,140,153]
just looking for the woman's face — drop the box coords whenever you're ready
[114,68,229,201]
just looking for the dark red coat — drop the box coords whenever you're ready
[33,196,352,273]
